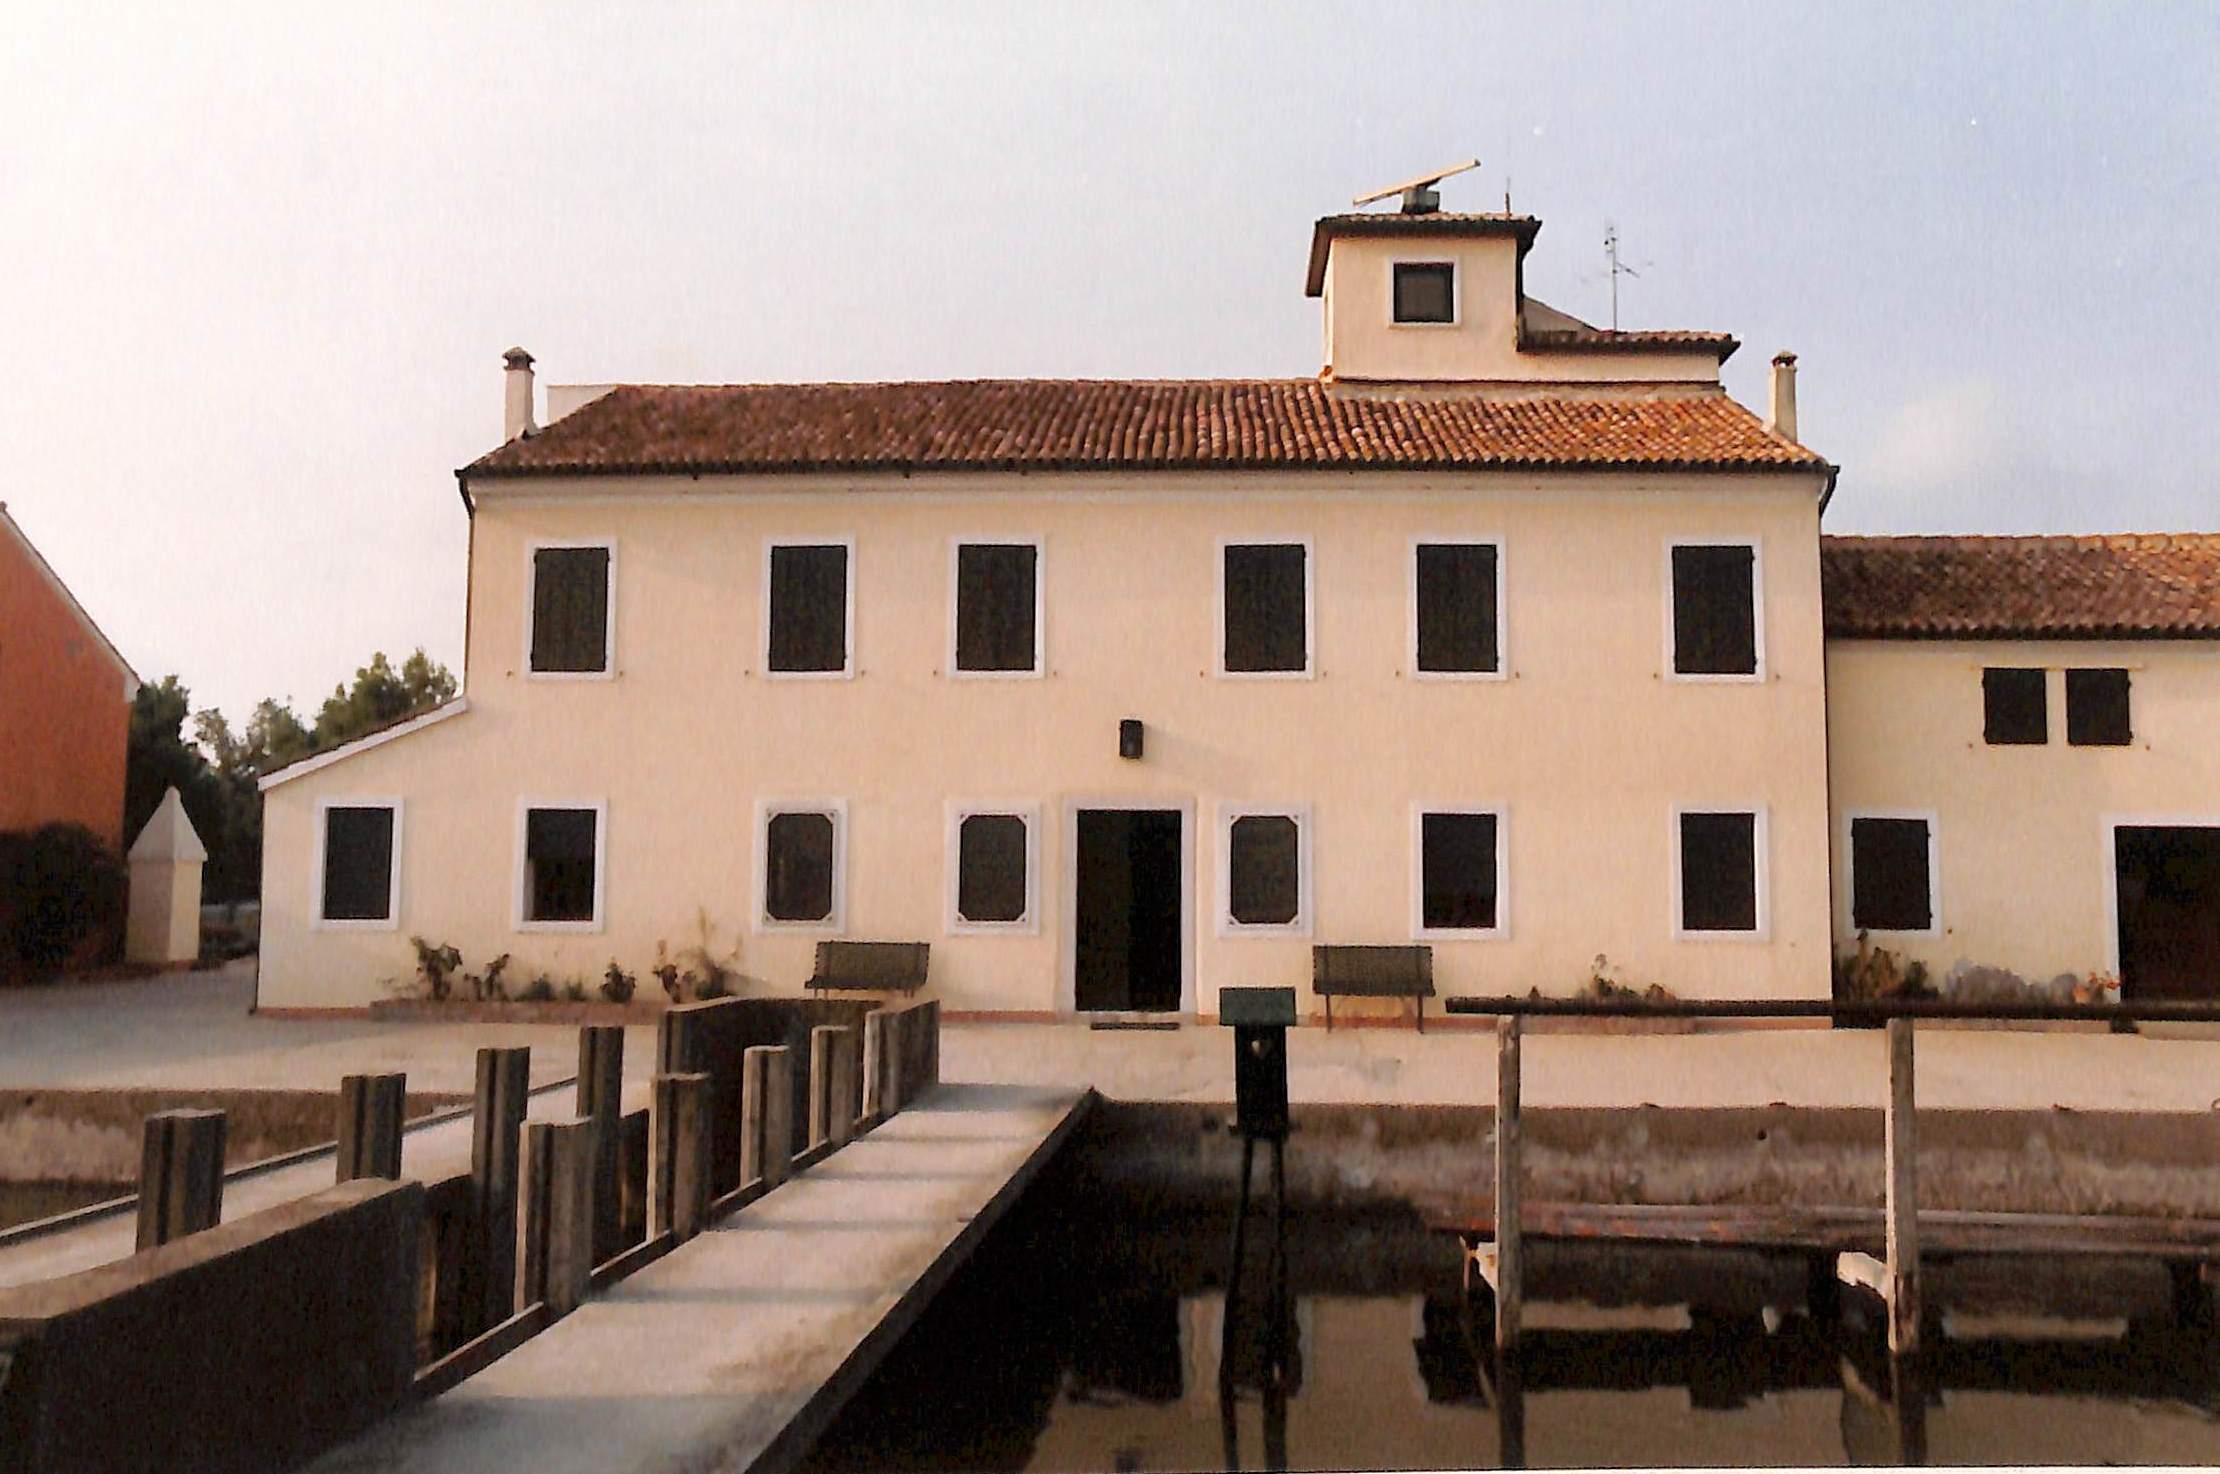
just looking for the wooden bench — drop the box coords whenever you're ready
[808,941,930,996]
[1312,944,1434,1032]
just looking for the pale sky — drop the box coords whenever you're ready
[5,3,2216,723]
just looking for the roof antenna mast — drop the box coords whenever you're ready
[1602,221,1643,332]
[1353,157,1481,216]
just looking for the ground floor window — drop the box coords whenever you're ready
[1848,813,1936,934]
[519,803,603,929]
[1220,806,1308,934]
[951,807,1034,930]
[317,801,399,927]
[1414,808,1502,937]
[1677,809,1762,935]
[2114,824,2220,1001]
[761,801,845,928]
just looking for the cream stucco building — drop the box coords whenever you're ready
[254,199,2220,1015]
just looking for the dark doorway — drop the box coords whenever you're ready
[2115,825,2220,1001]
[1074,809,1183,1012]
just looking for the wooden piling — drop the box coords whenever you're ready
[861,1011,889,1121]
[810,1025,857,1149]
[577,1025,625,1263]
[742,1045,795,1188]
[336,1072,407,1181]
[468,1045,533,1334]
[135,1108,226,1250]
[517,1116,597,1318]
[1494,1015,1523,1353]
[1885,1016,1920,1359]
[651,1071,711,1242]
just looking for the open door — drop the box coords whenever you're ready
[1074,808,1183,1012]
[2115,825,2220,1001]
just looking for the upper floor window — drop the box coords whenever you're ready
[1982,667,2047,745]
[518,802,604,931]
[1220,541,1310,676]
[1392,262,1456,325]
[952,541,1041,676]
[2066,668,2132,746]
[1413,540,1502,676]
[765,541,852,676]
[1669,541,1760,679]
[528,543,613,675]
[317,800,400,929]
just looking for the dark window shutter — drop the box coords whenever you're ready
[1415,543,1500,673]
[1850,816,1932,931]
[768,545,849,673]
[1228,815,1301,926]
[1223,544,1307,673]
[957,813,1029,923]
[1392,263,1455,324]
[2065,668,2132,746]
[1982,667,2048,744]
[530,547,610,673]
[955,544,1038,673]
[765,811,837,922]
[1679,811,1758,932]
[524,807,598,922]
[1670,545,1757,675]
[1420,812,1498,930]
[321,806,395,921]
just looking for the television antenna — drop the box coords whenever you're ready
[1602,221,1647,331]
[1352,157,1481,215]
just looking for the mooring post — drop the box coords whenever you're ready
[336,1072,407,1181]
[810,1025,857,1149]
[468,1045,533,1333]
[135,1108,226,1250]
[651,1071,711,1241]
[1885,1016,1920,1360]
[577,1025,625,1263]
[517,1116,597,1318]
[861,1011,890,1121]
[741,1044,795,1188]
[1494,1014,1523,1353]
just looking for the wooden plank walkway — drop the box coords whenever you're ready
[305,1082,1090,1474]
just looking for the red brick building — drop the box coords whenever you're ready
[0,503,138,850]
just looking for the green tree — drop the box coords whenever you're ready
[311,649,456,752]
[124,676,236,898]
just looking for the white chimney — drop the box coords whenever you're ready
[503,347,536,442]
[1766,351,1799,443]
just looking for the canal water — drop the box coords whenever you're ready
[801,1148,2220,1471]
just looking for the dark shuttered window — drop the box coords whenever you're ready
[956,813,1028,924]
[1420,812,1499,931]
[1223,543,1307,674]
[321,805,395,922]
[1228,814,1301,927]
[1670,544,1758,676]
[1679,811,1758,933]
[765,810,837,923]
[523,807,599,924]
[1982,667,2048,745]
[768,544,849,674]
[1415,542,1500,674]
[1850,816,1933,932]
[1392,262,1455,324]
[2066,668,2132,747]
[955,543,1039,673]
[529,546,611,673]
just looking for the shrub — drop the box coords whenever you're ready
[519,973,556,1003]
[651,942,683,1004]
[0,825,127,981]
[466,953,512,1002]
[561,977,588,1003]
[408,937,464,1001]
[601,960,637,1005]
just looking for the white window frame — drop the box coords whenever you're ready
[761,537,857,681]
[944,802,1041,934]
[1410,804,1510,941]
[312,797,403,932]
[1671,804,1771,941]
[513,797,608,934]
[1387,258,1461,329]
[1215,537,1315,680]
[1843,808,1942,940]
[1409,535,1509,681]
[1663,537,1766,684]
[756,797,848,933]
[523,539,617,681]
[946,537,1046,680]
[1217,803,1313,938]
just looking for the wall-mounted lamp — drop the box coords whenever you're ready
[1119,719,1144,760]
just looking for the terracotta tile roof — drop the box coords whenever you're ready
[466,380,1823,480]
[1306,212,1541,295]
[1519,327,1740,360]
[1822,534,2220,640]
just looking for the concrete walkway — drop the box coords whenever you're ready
[306,1082,1088,1474]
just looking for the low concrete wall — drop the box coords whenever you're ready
[0,1088,468,1183]
[0,1178,421,1474]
